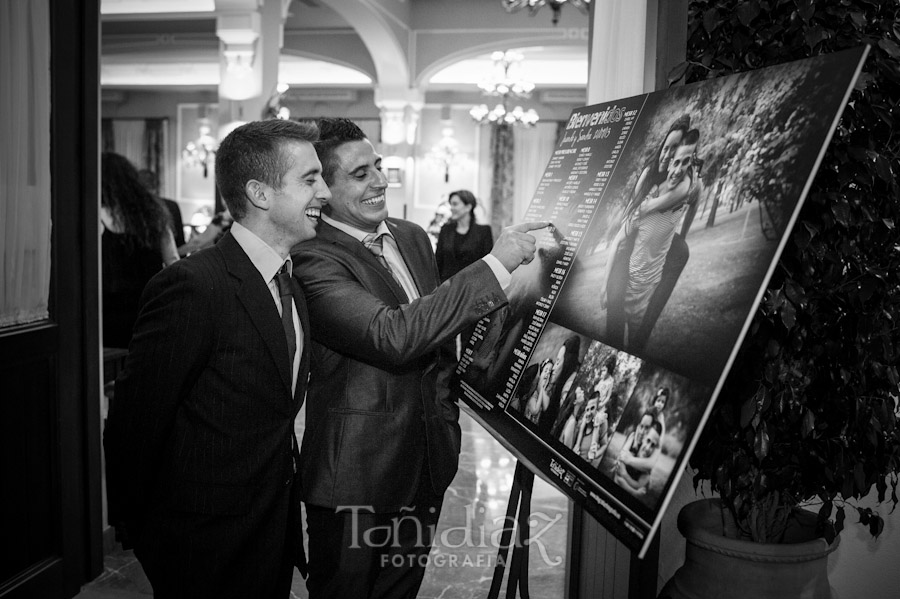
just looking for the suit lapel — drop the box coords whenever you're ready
[387,220,433,296]
[218,233,294,396]
[318,221,409,303]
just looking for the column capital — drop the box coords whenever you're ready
[374,87,425,147]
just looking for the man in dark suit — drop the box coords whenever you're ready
[292,117,545,599]
[104,119,331,599]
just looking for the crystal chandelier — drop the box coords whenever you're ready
[501,0,591,26]
[426,126,464,183]
[470,51,539,128]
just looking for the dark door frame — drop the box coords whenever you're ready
[0,1,101,597]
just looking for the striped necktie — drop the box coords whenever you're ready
[274,263,296,365]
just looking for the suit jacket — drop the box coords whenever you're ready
[435,222,494,281]
[291,218,507,511]
[104,232,310,599]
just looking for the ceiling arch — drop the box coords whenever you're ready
[318,0,411,91]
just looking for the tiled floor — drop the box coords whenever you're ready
[76,411,568,598]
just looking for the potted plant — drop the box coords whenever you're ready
[660,1,900,597]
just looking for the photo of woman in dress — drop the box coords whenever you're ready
[602,119,700,351]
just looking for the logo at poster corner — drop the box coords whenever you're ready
[549,458,566,479]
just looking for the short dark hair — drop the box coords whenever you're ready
[314,117,367,186]
[214,119,319,221]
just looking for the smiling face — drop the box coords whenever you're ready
[550,345,567,384]
[658,130,684,174]
[539,359,554,387]
[635,414,654,446]
[324,138,388,232]
[583,396,598,422]
[665,144,695,190]
[639,427,660,458]
[267,140,330,248]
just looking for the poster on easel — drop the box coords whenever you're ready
[453,46,870,558]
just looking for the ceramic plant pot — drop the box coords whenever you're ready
[659,498,840,599]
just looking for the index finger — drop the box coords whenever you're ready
[507,221,552,233]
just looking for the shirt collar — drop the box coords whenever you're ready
[230,221,290,282]
[321,214,393,243]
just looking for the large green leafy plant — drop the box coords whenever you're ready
[672,0,900,543]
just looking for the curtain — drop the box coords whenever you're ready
[0,0,51,327]
[111,120,146,168]
[489,123,516,234]
[102,117,169,195]
[513,121,563,222]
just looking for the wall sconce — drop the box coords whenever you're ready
[383,155,405,188]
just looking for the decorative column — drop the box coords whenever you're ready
[489,123,516,234]
[375,87,424,214]
[216,0,287,131]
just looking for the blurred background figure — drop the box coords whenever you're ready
[137,168,186,247]
[176,208,233,256]
[435,189,494,352]
[101,152,179,349]
[435,189,493,281]
[426,200,450,250]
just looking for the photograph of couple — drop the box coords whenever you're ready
[553,51,860,383]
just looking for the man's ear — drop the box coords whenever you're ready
[245,180,270,211]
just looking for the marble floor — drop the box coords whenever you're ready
[76,411,569,598]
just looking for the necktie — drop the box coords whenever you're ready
[274,264,297,366]
[362,232,394,275]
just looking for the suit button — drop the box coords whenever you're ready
[284,478,292,487]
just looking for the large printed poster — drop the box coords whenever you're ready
[453,47,869,557]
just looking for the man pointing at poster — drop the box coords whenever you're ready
[291,117,547,599]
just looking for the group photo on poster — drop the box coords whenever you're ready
[453,48,867,555]
[507,324,709,513]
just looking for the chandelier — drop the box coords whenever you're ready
[470,51,539,128]
[182,107,217,178]
[501,0,591,26]
[427,126,464,183]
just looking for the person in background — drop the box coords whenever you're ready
[138,168,186,247]
[104,119,330,598]
[435,189,494,282]
[291,117,545,599]
[177,208,233,256]
[101,153,179,349]
[425,200,450,250]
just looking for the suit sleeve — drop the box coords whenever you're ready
[104,259,214,535]
[293,245,507,369]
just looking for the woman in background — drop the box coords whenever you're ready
[101,152,178,348]
[435,189,493,281]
